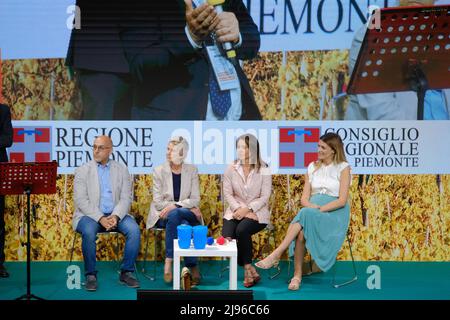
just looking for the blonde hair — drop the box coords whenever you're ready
[314,132,347,170]
[168,136,189,165]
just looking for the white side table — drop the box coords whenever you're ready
[173,239,238,290]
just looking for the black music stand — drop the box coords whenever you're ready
[347,5,449,120]
[0,161,57,300]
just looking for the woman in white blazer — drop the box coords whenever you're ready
[146,136,202,284]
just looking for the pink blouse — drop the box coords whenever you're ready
[223,162,272,224]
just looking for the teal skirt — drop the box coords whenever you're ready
[288,194,350,272]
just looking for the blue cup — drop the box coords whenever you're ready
[193,225,208,249]
[177,224,192,249]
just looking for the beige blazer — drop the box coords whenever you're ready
[72,160,132,230]
[146,162,200,229]
[223,163,272,224]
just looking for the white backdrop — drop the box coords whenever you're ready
[10,120,450,175]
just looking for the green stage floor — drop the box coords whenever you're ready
[1,261,449,300]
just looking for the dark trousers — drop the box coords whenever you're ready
[222,218,266,266]
[0,195,5,264]
[156,208,200,268]
[77,69,133,120]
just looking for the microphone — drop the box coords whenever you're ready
[207,0,238,66]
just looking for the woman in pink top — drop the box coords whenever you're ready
[222,134,272,288]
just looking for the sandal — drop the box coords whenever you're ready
[250,266,261,284]
[243,268,255,288]
[255,256,280,270]
[288,277,302,291]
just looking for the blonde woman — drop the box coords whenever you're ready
[146,136,202,285]
[256,132,351,291]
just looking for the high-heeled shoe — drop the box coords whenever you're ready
[255,256,280,270]
[288,277,302,291]
[249,266,261,284]
[243,269,255,288]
